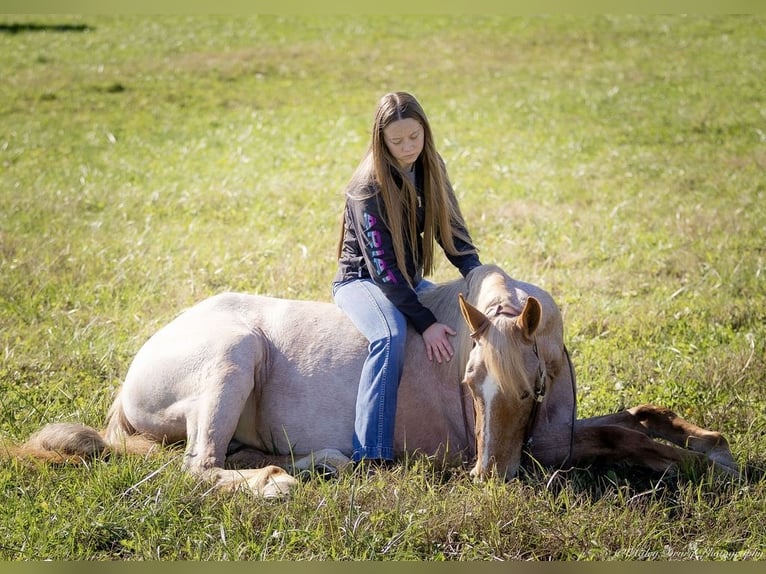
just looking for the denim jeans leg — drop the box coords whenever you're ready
[333,279,407,462]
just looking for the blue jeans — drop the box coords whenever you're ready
[333,278,432,462]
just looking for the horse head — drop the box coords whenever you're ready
[459,292,544,480]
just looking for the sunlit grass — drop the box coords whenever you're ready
[1,14,764,560]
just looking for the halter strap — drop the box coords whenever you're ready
[524,339,547,448]
[523,343,577,470]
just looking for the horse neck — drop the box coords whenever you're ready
[419,278,473,374]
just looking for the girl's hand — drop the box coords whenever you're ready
[422,322,456,363]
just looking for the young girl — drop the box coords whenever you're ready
[332,92,482,465]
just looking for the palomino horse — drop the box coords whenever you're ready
[16,265,738,497]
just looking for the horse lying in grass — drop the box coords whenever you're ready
[13,264,738,497]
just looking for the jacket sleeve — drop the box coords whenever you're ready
[347,193,438,334]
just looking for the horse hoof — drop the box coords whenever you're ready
[253,467,298,498]
[292,448,351,478]
[708,448,740,478]
[297,462,339,482]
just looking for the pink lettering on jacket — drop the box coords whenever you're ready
[363,211,397,284]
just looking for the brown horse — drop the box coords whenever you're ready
[13,265,738,496]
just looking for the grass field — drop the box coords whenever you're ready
[1,14,765,560]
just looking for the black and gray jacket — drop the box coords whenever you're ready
[333,161,481,334]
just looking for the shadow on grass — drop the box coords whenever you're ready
[308,451,766,502]
[520,455,766,508]
[0,23,93,34]
[742,456,766,483]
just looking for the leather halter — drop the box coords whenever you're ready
[525,339,547,448]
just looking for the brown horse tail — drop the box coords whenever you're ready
[4,395,157,465]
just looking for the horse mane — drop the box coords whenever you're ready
[419,265,533,388]
[418,275,474,371]
[481,317,534,400]
[421,264,564,400]
[420,264,505,326]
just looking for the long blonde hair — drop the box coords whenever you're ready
[338,92,476,285]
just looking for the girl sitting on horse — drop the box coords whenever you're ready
[333,91,482,467]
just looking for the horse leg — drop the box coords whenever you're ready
[570,422,708,474]
[187,336,350,487]
[579,404,738,475]
[226,445,351,478]
[180,337,298,498]
[186,412,298,498]
[187,425,299,498]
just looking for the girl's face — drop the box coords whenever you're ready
[383,118,424,170]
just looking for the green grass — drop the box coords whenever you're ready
[1,14,765,560]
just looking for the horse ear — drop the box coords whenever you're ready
[518,296,542,338]
[459,293,490,338]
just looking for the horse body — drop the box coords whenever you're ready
[15,264,738,497]
[118,293,372,452]
[106,265,567,489]
[105,279,485,495]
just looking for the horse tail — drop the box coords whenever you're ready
[103,394,158,455]
[17,422,109,464]
[4,394,157,465]
[103,393,134,445]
